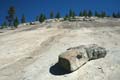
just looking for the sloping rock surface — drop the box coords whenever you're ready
[0,18,120,80]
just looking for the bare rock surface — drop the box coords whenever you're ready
[0,18,120,80]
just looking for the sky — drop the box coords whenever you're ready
[0,0,120,24]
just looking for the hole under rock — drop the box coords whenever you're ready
[49,63,71,75]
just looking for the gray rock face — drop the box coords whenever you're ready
[85,44,107,60]
[58,44,107,72]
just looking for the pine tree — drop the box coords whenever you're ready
[101,11,106,18]
[64,14,69,20]
[88,10,92,17]
[116,12,120,18]
[43,14,46,20]
[69,9,73,18]
[35,16,39,21]
[112,12,116,18]
[83,10,88,17]
[1,21,7,29]
[14,17,19,28]
[39,13,46,23]
[55,12,60,19]
[79,11,83,17]
[50,11,54,19]
[21,14,26,23]
[95,11,98,17]
[112,12,120,18]
[72,11,76,18]
[6,6,15,27]
[69,9,75,18]
[95,11,101,17]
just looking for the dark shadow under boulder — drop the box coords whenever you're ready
[49,63,71,75]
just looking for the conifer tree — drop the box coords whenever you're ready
[112,12,120,18]
[83,10,88,17]
[116,12,120,18]
[69,9,73,18]
[95,11,98,17]
[69,9,75,18]
[101,11,106,18]
[64,14,69,20]
[72,11,76,18]
[6,6,15,27]
[35,16,39,21]
[14,17,19,28]
[50,11,54,19]
[95,11,101,17]
[88,10,92,17]
[39,13,46,23]
[21,14,26,23]
[55,12,60,19]
[79,11,83,17]
[1,21,7,29]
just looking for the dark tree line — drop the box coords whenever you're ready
[1,6,120,29]
[112,12,120,18]
[78,10,107,18]
[35,11,61,22]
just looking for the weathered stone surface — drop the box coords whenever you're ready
[58,44,107,72]
[85,44,107,60]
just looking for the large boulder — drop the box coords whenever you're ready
[58,44,107,72]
